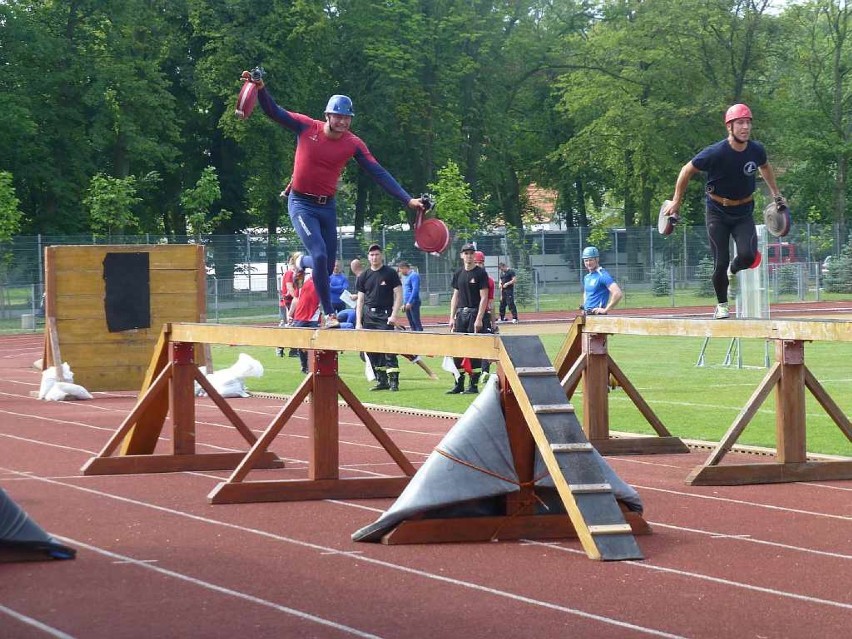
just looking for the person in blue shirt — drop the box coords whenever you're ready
[662,103,785,319]
[329,260,349,313]
[581,246,622,314]
[397,260,423,331]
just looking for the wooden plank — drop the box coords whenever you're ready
[587,524,633,535]
[591,436,690,456]
[582,333,609,442]
[687,460,852,486]
[82,452,282,476]
[570,483,612,493]
[53,275,201,297]
[533,404,574,413]
[49,244,202,270]
[170,323,502,359]
[208,477,411,504]
[47,318,64,381]
[551,443,593,452]
[584,315,852,342]
[775,340,807,464]
[54,294,199,319]
[515,366,557,376]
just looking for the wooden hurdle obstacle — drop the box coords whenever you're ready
[558,315,852,485]
[555,316,690,455]
[83,324,648,561]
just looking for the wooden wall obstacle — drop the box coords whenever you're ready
[43,244,207,391]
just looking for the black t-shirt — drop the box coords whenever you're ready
[691,139,767,201]
[499,268,516,288]
[357,265,401,309]
[452,266,489,308]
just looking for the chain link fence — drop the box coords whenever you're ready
[1,223,848,330]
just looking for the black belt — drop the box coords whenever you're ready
[292,189,332,205]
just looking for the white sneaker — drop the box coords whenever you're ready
[511,319,518,324]
[714,303,730,320]
[324,314,340,329]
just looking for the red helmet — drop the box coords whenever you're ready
[474,250,485,263]
[725,103,752,125]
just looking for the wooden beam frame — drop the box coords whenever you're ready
[208,349,416,504]
[554,318,689,455]
[558,316,851,484]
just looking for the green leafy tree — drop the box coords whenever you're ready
[651,261,671,297]
[0,172,23,242]
[696,256,716,297]
[824,239,852,293]
[428,161,477,235]
[84,174,142,236]
[181,167,231,239]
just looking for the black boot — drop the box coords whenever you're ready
[388,372,399,392]
[464,372,481,394]
[370,370,390,391]
[446,373,466,394]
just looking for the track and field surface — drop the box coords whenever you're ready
[1,309,850,639]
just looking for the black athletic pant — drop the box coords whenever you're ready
[363,308,399,373]
[706,204,758,304]
[452,307,491,371]
[499,288,517,320]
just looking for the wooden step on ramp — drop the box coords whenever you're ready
[498,335,644,561]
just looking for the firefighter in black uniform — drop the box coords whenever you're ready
[356,244,403,391]
[446,243,491,395]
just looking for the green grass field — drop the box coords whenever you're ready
[213,332,852,457]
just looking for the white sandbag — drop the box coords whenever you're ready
[205,372,249,398]
[43,381,93,401]
[222,353,264,379]
[38,363,74,400]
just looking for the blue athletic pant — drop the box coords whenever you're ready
[288,193,337,315]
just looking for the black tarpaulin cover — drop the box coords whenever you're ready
[352,376,642,542]
[0,488,76,562]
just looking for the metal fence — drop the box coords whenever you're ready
[1,223,848,325]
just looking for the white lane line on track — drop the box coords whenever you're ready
[6,469,684,639]
[0,433,97,455]
[634,485,852,521]
[647,522,852,560]
[48,536,385,639]
[523,541,852,610]
[0,604,77,639]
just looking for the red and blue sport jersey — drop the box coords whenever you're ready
[257,89,412,204]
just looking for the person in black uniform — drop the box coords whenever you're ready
[446,243,491,395]
[356,244,403,391]
[498,262,519,323]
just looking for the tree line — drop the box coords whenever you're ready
[2,0,851,250]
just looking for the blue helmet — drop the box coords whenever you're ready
[582,246,600,260]
[324,94,354,117]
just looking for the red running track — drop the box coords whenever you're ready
[0,331,850,639]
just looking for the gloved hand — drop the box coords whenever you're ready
[240,68,264,88]
[774,194,787,208]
